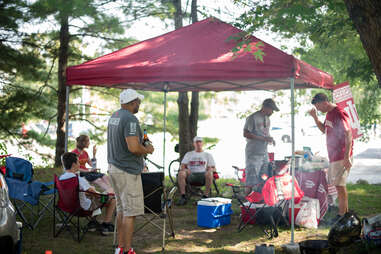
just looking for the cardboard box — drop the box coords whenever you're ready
[197,197,232,228]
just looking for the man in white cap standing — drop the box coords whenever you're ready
[243,98,279,195]
[107,89,154,254]
[176,136,216,205]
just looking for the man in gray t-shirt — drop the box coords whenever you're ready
[107,89,154,254]
[243,98,279,194]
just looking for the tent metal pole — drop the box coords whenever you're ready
[64,86,70,153]
[290,77,295,244]
[163,84,168,173]
[162,84,168,250]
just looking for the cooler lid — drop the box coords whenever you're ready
[197,197,231,206]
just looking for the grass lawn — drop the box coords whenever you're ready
[18,168,381,254]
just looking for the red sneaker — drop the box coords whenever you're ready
[127,248,136,254]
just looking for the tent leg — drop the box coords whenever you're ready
[163,87,168,173]
[64,86,70,153]
[162,85,168,250]
[290,77,295,244]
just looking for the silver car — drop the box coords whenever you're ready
[0,173,22,254]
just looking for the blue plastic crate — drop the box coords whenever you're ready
[197,197,232,228]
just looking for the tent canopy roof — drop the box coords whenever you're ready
[66,17,334,92]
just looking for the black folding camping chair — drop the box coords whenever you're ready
[135,172,177,250]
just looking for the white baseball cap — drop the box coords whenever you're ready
[120,89,144,104]
[193,136,203,142]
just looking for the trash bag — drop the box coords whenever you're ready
[328,211,362,248]
[362,214,381,249]
[299,240,335,254]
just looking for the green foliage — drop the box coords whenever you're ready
[1,0,177,160]
[234,0,381,131]
[227,32,265,62]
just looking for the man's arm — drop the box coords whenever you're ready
[207,166,216,172]
[243,129,274,143]
[125,136,154,156]
[308,108,325,133]
[180,163,187,171]
[343,128,353,170]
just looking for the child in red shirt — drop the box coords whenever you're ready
[72,135,114,194]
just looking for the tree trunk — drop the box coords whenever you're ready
[189,0,199,141]
[177,92,192,158]
[173,0,191,159]
[344,0,381,87]
[54,15,69,167]
[173,0,182,29]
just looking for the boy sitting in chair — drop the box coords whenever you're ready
[177,136,216,205]
[60,152,116,235]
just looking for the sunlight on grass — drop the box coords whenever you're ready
[19,169,381,254]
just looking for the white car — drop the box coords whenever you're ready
[0,173,22,254]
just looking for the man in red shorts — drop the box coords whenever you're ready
[309,93,353,221]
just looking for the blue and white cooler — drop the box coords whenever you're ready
[197,197,232,228]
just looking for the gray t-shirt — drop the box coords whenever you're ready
[244,111,270,160]
[107,108,143,175]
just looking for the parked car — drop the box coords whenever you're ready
[0,173,22,254]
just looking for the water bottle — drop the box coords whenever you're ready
[91,158,97,170]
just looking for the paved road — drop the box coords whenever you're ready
[349,146,381,184]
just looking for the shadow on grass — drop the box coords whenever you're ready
[17,168,381,254]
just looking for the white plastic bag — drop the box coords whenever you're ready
[295,197,320,229]
[362,214,381,248]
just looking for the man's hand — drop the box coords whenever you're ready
[308,108,318,119]
[145,144,154,154]
[344,157,352,171]
[265,136,275,145]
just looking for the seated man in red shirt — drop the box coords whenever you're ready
[176,136,216,205]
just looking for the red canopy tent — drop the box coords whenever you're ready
[66,17,334,244]
[66,17,333,91]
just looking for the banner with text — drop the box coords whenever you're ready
[333,82,362,139]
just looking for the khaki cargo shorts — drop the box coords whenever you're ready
[328,157,353,186]
[108,164,144,217]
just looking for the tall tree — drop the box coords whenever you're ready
[233,0,381,128]
[343,0,381,87]
[173,0,201,160]
[173,0,191,159]
[0,0,55,155]
[189,0,199,143]
[29,0,126,166]
[26,0,178,166]
[234,0,381,87]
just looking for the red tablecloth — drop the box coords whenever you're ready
[295,169,331,220]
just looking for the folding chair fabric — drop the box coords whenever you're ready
[6,157,34,182]
[186,173,220,198]
[53,174,94,242]
[228,166,303,238]
[5,157,55,229]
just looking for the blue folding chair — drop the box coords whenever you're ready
[5,157,55,230]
